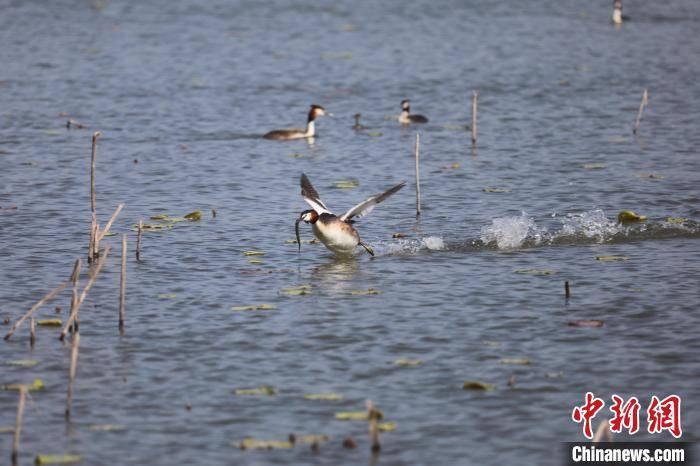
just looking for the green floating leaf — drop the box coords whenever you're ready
[514,269,556,276]
[635,173,665,180]
[442,124,468,131]
[243,250,265,256]
[247,259,264,265]
[483,187,511,193]
[321,52,353,60]
[37,319,62,326]
[133,223,173,232]
[184,210,202,221]
[442,162,461,170]
[463,381,494,391]
[332,180,359,189]
[235,438,293,450]
[0,426,15,434]
[482,340,500,348]
[150,214,169,220]
[2,379,45,391]
[234,385,277,396]
[568,320,604,328]
[288,153,304,158]
[231,304,276,312]
[377,422,397,432]
[5,359,39,367]
[87,424,126,432]
[349,288,381,295]
[335,410,383,421]
[500,358,532,365]
[157,293,177,299]
[304,393,344,401]
[297,435,331,444]
[35,455,83,465]
[608,136,628,143]
[393,358,423,366]
[366,132,383,137]
[596,255,629,262]
[618,210,647,223]
[281,284,312,296]
[339,24,357,32]
[666,217,687,224]
[582,163,606,170]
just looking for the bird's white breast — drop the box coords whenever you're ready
[313,221,358,254]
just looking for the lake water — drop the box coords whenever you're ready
[1,0,699,464]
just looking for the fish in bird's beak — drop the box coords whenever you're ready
[295,217,302,252]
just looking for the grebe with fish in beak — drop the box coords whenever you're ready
[295,174,405,257]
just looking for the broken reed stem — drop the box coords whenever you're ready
[414,132,421,217]
[633,89,648,135]
[592,418,613,443]
[4,280,69,340]
[366,400,381,454]
[60,246,111,341]
[89,132,100,263]
[94,202,124,253]
[70,259,82,334]
[65,332,80,420]
[565,281,571,299]
[30,318,36,347]
[136,220,142,261]
[471,91,478,145]
[11,386,27,464]
[119,234,126,334]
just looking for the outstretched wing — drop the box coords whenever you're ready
[340,181,405,222]
[300,173,331,214]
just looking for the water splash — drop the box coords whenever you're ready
[376,236,446,256]
[480,212,546,249]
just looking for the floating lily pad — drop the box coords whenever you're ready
[0,426,14,433]
[184,210,202,221]
[87,424,126,432]
[484,187,511,193]
[5,359,39,367]
[35,455,83,465]
[514,269,556,276]
[350,288,381,295]
[281,284,312,296]
[243,251,265,256]
[288,153,304,158]
[332,180,359,189]
[150,214,169,220]
[394,358,423,366]
[608,136,629,143]
[297,435,331,444]
[37,319,62,326]
[463,381,494,391]
[568,320,604,328]
[442,162,461,170]
[618,210,647,223]
[304,393,344,401]
[666,217,687,224]
[378,422,397,432]
[234,385,278,396]
[133,223,173,232]
[442,124,469,131]
[231,304,276,312]
[635,173,665,180]
[235,438,293,450]
[500,358,532,365]
[157,293,177,299]
[596,255,629,262]
[366,132,383,137]
[335,410,383,421]
[247,259,264,265]
[2,379,44,391]
[582,163,606,170]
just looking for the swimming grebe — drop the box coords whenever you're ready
[295,174,405,257]
[353,113,366,130]
[263,105,331,140]
[613,0,622,24]
[398,99,428,124]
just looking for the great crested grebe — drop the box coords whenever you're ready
[353,113,366,130]
[263,105,331,140]
[613,0,622,24]
[295,174,405,257]
[398,99,428,124]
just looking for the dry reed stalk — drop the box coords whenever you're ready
[30,318,36,347]
[592,418,613,443]
[565,281,571,299]
[69,259,82,334]
[119,234,126,334]
[59,246,111,341]
[11,386,27,464]
[4,280,69,340]
[633,89,648,135]
[65,332,80,420]
[366,400,381,453]
[471,91,478,145]
[414,132,421,217]
[136,220,142,261]
[94,203,124,250]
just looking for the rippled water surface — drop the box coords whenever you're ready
[1,1,700,464]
